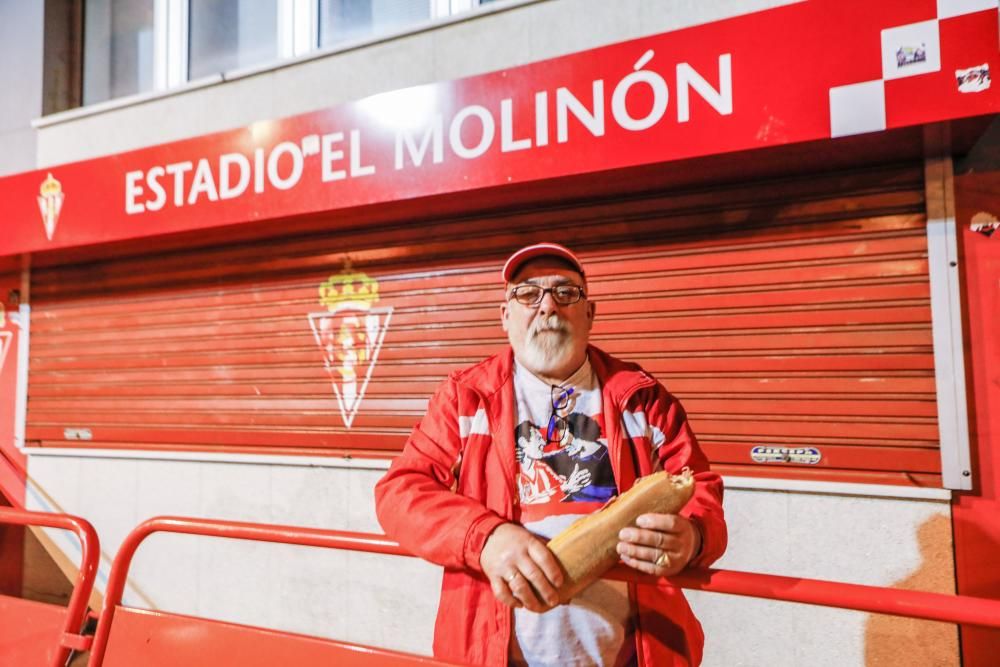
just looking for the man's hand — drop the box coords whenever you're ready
[480,523,564,612]
[616,513,701,577]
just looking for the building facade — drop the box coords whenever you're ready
[1,1,998,664]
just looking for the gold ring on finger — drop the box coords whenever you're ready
[505,571,519,582]
[655,551,670,568]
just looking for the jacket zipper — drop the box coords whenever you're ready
[466,383,516,667]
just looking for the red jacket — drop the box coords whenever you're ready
[375,346,726,666]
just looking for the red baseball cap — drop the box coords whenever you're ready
[502,243,585,282]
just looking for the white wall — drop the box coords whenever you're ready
[691,488,957,667]
[26,452,957,664]
[26,454,441,655]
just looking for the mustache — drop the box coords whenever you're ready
[529,315,571,338]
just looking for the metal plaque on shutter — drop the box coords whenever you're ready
[750,446,822,465]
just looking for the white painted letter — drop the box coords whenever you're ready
[322,132,346,182]
[187,158,219,205]
[556,80,605,143]
[219,153,251,199]
[500,98,531,153]
[612,50,669,131]
[677,53,732,123]
[145,166,167,211]
[267,141,304,191]
[164,161,193,207]
[254,148,265,193]
[350,129,376,177]
[449,105,496,160]
[125,170,145,214]
[535,91,549,148]
[394,116,444,169]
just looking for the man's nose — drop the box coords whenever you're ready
[536,289,560,314]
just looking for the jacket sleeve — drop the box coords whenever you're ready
[374,378,506,572]
[639,383,727,568]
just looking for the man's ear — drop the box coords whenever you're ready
[587,301,596,327]
[500,302,510,332]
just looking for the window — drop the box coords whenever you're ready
[82,0,156,105]
[319,0,430,47]
[70,0,502,109]
[188,0,280,80]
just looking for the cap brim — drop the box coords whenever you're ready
[502,243,585,282]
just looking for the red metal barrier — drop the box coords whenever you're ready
[89,516,1000,666]
[0,506,100,667]
[87,517,464,666]
[606,567,1000,629]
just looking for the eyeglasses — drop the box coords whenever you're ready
[545,386,574,444]
[508,284,585,306]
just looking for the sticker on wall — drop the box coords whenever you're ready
[37,173,65,241]
[881,20,941,80]
[308,266,393,428]
[750,446,822,465]
[970,211,999,237]
[956,63,990,93]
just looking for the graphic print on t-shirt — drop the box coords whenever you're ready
[514,416,616,505]
[513,358,618,515]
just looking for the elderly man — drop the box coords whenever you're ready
[375,243,726,667]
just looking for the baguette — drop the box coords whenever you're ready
[545,468,694,603]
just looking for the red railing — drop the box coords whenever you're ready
[0,507,100,666]
[88,514,1000,667]
[88,517,463,666]
[607,567,1000,629]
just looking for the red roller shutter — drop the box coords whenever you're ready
[27,163,940,486]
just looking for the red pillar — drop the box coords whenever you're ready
[0,276,26,595]
[953,169,1000,664]
[0,494,24,595]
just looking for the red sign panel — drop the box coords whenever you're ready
[0,0,997,258]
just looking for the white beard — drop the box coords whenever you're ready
[519,314,576,373]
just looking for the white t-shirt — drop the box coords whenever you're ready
[510,359,634,667]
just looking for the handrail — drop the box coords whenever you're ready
[604,566,1000,629]
[89,517,411,665]
[90,515,1000,664]
[0,506,101,664]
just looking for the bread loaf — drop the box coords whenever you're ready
[545,469,694,603]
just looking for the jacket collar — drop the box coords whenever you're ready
[452,344,655,405]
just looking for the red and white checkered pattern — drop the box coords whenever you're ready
[830,0,998,137]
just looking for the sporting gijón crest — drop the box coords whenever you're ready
[308,267,392,429]
[37,173,64,241]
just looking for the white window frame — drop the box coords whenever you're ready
[278,0,319,59]
[158,0,318,87]
[432,0,494,19]
[153,0,188,89]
